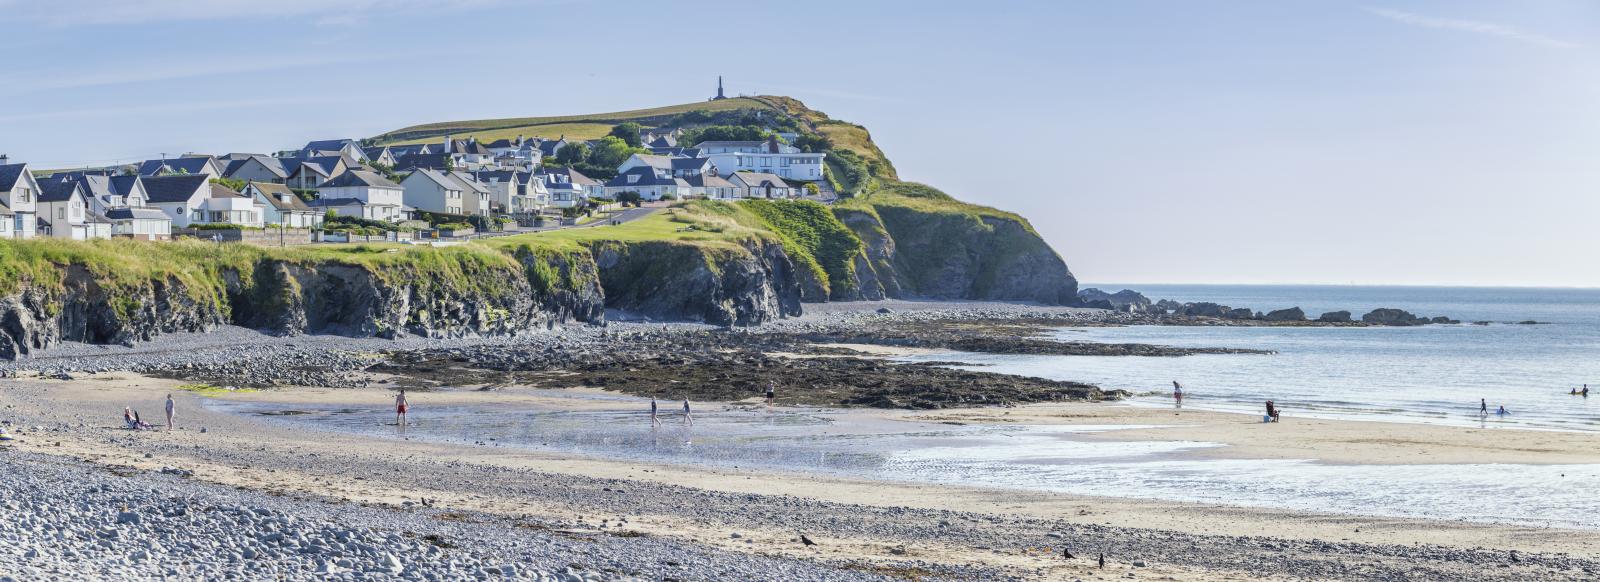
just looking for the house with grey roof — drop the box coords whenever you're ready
[142,175,263,228]
[448,171,492,216]
[362,146,397,168]
[105,207,172,240]
[729,171,795,199]
[535,167,598,208]
[223,155,289,184]
[0,160,42,239]
[603,166,689,201]
[243,182,322,228]
[37,179,111,239]
[475,171,538,215]
[314,170,405,222]
[400,168,465,215]
[300,139,368,165]
[136,156,223,179]
[685,173,740,200]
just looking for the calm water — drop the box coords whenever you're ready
[911,284,1600,431]
[204,285,1600,528]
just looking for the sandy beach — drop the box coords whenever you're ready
[4,371,1599,580]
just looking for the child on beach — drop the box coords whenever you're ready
[650,398,661,428]
[164,394,175,431]
[683,399,693,426]
[1172,381,1183,407]
[765,381,776,411]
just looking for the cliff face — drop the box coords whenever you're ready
[586,239,803,326]
[0,245,608,359]
[832,198,1078,305]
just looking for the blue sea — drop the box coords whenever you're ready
[920,284,1600,431]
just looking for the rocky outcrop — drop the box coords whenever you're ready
[862,205,1077,304]
[587,239,802,327]
[833,208,902,300]
[1361,308,1458,326]
[0,267,228,359]
[1077,288,1153,313]
[1262,307,1306,322]
[1317,310,1353,323]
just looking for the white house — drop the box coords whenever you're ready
[616,154,716,178]
[313,170,405,222]
[729,171,795,199]
[603,166,688,201]
[536,167,597,208]
[697,136,825,181]
[244,182,322,228]
[0,161,43,239]
[142,175,264,228]
[400,168,465,215]
[300,139,369,166]
[476,171,540,214]
[37,180,110,239]
[685,173,741,199]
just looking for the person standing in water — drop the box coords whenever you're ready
[164,394,175,431]
[395,389,410,429]
[682,398,693,426]
[1480,398,1488,416]
[1172,381,1184,407]
[650,398,661,428]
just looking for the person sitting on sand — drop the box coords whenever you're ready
[1265,400,1280,423]
[124,407,138,429]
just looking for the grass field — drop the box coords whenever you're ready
[373,98,775,145]
[383,122,617,146]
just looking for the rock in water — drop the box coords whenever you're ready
[1316,310,1353,323]
[1262,307,1306,322]
[1361,308,1427,326]
[1076,288,1153,313]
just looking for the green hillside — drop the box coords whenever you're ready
[371,98,777,145]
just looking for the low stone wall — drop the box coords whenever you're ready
[175,228,317,246]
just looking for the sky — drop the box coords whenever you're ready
[1,0,1597,287]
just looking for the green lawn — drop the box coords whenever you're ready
[373,98,774,144]
[383,122,617,146]
[483,206,764,251]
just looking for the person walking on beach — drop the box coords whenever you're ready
[1172,381,1184,407]
[650,398,662,428]
[765,381,776,412]
[164,394,175,431]
[395,389,410,429]
[682,398,694,426]
[1480,398,1488,417]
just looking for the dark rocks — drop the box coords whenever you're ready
[1361,308,1429,326]
[1316,310,1353,323]
[1172,302,1230,318]
[1223,307,1255,320]
[1262,307,1306,322]
[1077,288,1153,313]
[588,239,802,327]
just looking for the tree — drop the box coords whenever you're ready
[588,136,644,169]
[609,122,644,147]
[794,133,831,153]
[680,125,768,146]
[616,191,642,207]
[554,142,591,166]
[804,183,820,197]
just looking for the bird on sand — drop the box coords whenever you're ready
[799,533,816,547]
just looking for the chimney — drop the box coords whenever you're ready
[444,135,454,152]
[0,154,8,165]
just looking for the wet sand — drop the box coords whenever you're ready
[5,373,1600,581]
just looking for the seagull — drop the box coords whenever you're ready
[799,533,816,547]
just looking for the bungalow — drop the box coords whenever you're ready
[685,173,740,200]
[243,182,322,228]
[142,174,264,228]
[697,136,825,181]
[400,168,465,215]
[37,179,112,239]
[223,155,289,184]
[616,154,715,178]
[105,207,172,240]
[603,166,688,201]
[314,170,405,222]
[1,161,44,239]
[729,171,794,199]
[136,155,224,178]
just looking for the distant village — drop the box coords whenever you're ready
[0,82,828,243]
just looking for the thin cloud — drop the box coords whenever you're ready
[0,0,520,26]
[1365,7,1581,49]
[0,96,361,123]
